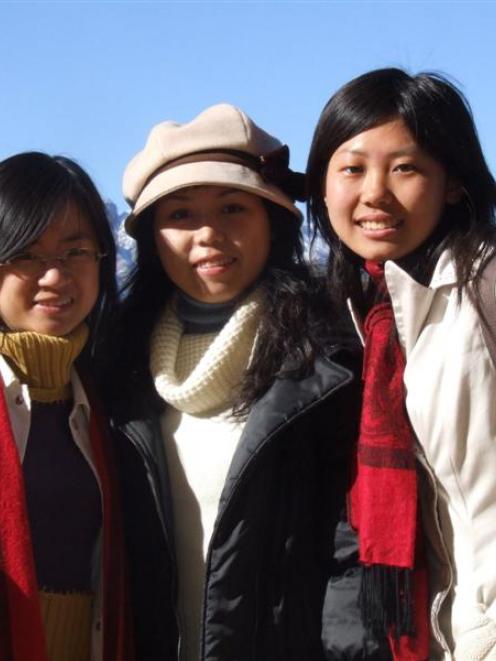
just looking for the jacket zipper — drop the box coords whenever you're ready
[414,445,453,659]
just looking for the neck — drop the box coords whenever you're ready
[175,291,238,334]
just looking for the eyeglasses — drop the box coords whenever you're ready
[0,247,107,277]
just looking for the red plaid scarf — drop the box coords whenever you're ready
[0,376,134,661]
[349,261,430,660]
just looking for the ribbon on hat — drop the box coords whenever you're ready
[259,145,306,202]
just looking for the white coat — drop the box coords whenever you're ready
[349,250,496,660]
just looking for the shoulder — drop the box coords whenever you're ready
[477,252,496,367]
[479,251,496,303]
[109,377,164,427]
[266,348,362,425]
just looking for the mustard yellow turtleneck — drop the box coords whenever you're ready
[0,324,88,402]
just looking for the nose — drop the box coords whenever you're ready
[361,170,393,206]
[37,262,72,286]
[194,218,226,245]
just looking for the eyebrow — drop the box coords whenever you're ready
[31,232,94,248]
[217,188,244,197]
[61,232,95,243]
[338,146,419,157]
[163,192,191,202]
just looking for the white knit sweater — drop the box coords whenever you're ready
[150,292,261,661]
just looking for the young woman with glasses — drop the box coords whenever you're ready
[0,152,133,661]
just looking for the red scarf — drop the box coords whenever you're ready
[0,376,134,661]
[349,261,430,660]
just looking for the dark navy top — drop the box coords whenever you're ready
[22,400,102,592]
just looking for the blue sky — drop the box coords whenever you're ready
[1,1,495,214]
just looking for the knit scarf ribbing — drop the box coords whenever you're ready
[0,325,88,402]
[150,292,261,414]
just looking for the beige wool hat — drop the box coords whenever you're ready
[122,103,304,236]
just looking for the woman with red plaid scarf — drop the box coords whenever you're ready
[307,68,496,660]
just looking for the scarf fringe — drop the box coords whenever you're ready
[360,565,414,639]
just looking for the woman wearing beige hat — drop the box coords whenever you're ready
[106,104,389,660]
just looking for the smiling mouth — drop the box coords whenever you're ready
[195,257,236,270]
[35,297,73,309]
[356,218,402,231]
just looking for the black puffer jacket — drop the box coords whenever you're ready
[112,350,391,660]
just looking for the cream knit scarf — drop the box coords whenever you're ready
[150,292,262,415]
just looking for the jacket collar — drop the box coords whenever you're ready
[415,248,457,289]
[349,250,457,355]
[217,353,354,521]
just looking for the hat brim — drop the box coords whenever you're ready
[124,160,302,237]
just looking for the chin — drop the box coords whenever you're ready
[196,288,243,305]
[33,322,82,337]
[359,246,406,263]
[204,294,238,305]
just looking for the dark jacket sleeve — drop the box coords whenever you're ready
[112,427,179,661]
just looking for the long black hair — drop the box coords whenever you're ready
[0,151,117,365]
[110,195,349,419]
[307,68,496,313]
